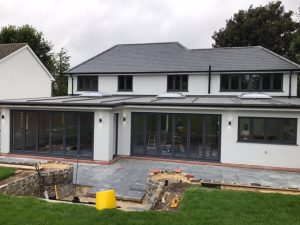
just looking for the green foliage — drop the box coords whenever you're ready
[1,187,300,225]
[53,48,70,96]
[0,167,15,180]
[212,1,299,57]
[0,24,71,96]
[0,25,55,74]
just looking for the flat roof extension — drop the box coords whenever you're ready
[1,95,300,109]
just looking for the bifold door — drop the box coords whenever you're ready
[131,113,221,161]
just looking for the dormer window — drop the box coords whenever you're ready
[77,76,98,91]
[118,76,133,91]
[167,75,188,92]
[220,73,283,92]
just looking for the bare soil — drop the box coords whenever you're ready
[41,163,70,170]
[62,185,95,203]
[153,182,192,211]
[151,173,191,183]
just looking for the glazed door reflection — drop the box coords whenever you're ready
[174,115,188,158]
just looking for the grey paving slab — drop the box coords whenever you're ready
[74,159,300,201]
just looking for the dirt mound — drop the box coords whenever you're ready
[153,182,191,211]
[41,163,70,170]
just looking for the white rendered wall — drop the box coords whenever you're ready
[0,108,10,153]
[1,104,300,168]
[68,73,295,97]
[116,107,300,168]
[221,110,300,168]
[93,109,115,161]
[117,108,131,156]
[0,48,52,99]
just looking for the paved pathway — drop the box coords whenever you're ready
[1,156,300,201]
[76,159,300,201]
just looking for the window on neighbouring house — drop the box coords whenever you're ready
[167,75,188,91]
[220,73,283,91]
[77,76,98,91]
[238,117,297,144]
[118,76,133,91]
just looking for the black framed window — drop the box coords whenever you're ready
[220,73,283,92]
[238,117,297,144]
[77,76,98,91]
[167,75,188,91]
[118,76,133,91]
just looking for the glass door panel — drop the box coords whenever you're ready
[66,112,78,156]
[79,113,93,157]
[174,115,188,157]
[38,112,50,152]
[190,115,203,159]
[132,113,145,154]
[146,114,158,155]
[25,112,37,151]
[52,112,65,154]
[205,115,220,160]
[160,114,172,156]
[12,111,25,150]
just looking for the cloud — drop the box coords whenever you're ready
[0,0,298,66]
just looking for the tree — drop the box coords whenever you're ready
[0,24,71,96]
[0,25,56,73]
[212,1,299,57]
[53,48,70,96]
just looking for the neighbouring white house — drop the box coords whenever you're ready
[0,42,300,169]
[0,43,54,99]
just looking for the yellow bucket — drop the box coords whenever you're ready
[95,190,117,210]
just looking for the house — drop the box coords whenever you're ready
[0,43,54,99]
[0,42,300,169]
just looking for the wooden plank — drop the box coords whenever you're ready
[0,163,40,170]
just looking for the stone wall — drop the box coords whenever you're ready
[40,164,74,198]
[0,162,74,199]
[0,173,39,196]
[145,178,164,209]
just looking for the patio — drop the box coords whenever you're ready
[1,156,300,202]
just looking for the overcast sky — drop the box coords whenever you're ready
[0,0,299,66]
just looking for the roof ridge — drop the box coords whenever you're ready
[115,41,188,50]
[191,46,260,51]
[116,41,185,47]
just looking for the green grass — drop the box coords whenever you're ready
[1,187,300,225]
[0,167,15,180]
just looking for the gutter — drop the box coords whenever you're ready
[1,101,300,109]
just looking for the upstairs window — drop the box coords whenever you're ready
[167,75,188,92]
[77,76,98,91]
[118,76,133,91]
[220,73,283,92]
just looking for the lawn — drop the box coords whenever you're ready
[0,187,300,225]
[0,167,15,181]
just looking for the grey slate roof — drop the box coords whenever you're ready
[0,43,26,60]
[67,42,300,74]
[2,95,300,109]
